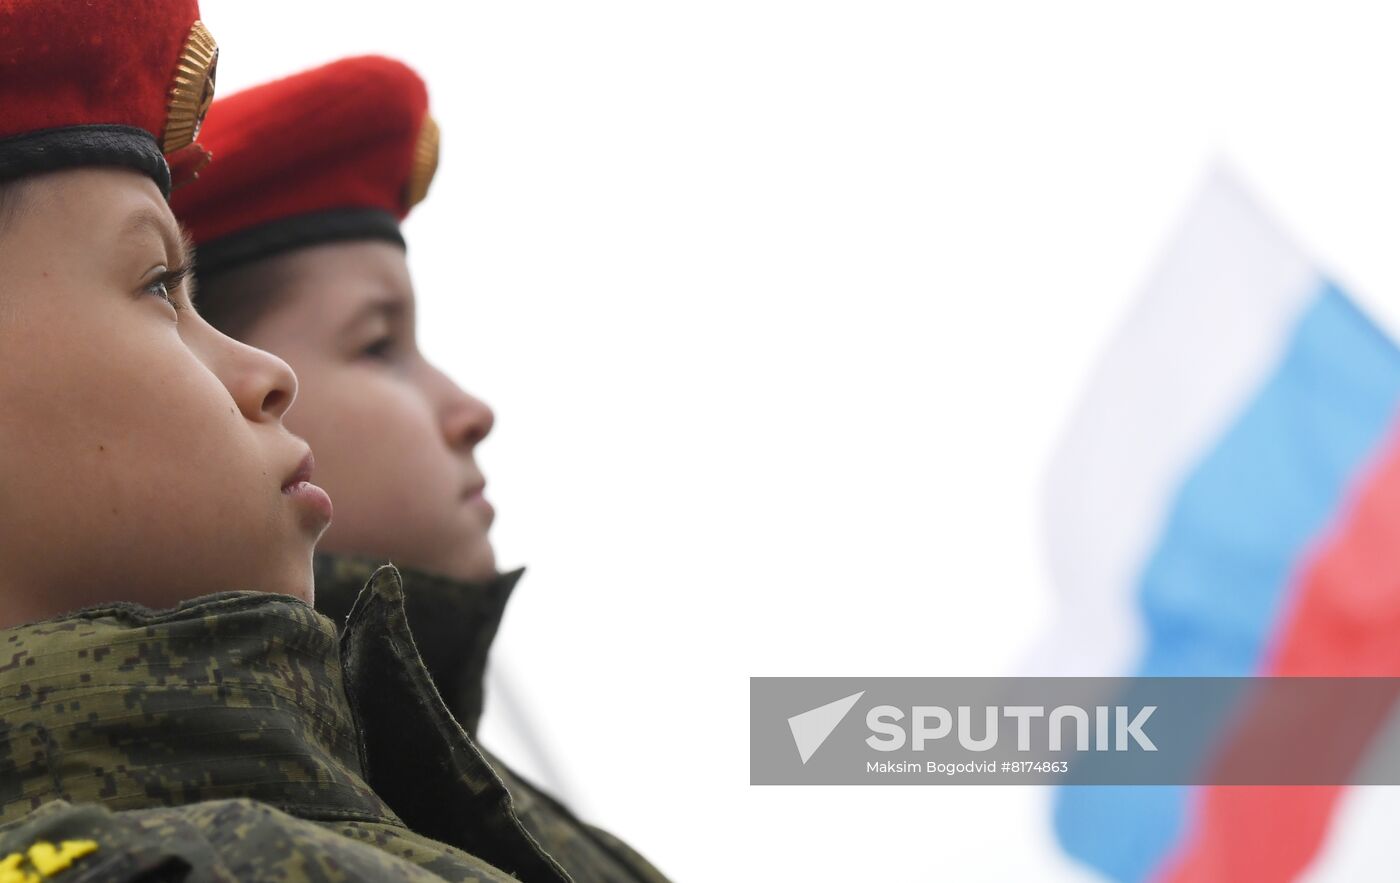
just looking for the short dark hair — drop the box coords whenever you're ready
[191,255,293,339]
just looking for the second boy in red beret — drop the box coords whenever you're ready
[174,55,671,883]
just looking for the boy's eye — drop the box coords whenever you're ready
[146,279,174,303]
[144,266,189,312]
[360,336,394,360]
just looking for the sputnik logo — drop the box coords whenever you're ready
[787,691,864,763]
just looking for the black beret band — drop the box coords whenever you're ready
[193,207,405,278]
[0,125,172,198]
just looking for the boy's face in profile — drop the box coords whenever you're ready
[225,240,497,582]
[0,168,331,620]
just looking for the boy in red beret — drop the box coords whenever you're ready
[0,5,573,881]
[173,55,672,883]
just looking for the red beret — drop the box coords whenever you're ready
[172,55,439,277]
[0,0,218,196]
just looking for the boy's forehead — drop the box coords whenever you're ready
[5,169,176,246]
[290,241,413,305]
[219,240,414,332]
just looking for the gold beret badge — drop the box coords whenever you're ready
[162,21,219,153]
[404,114,440,210]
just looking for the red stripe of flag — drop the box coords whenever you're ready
[1159,417,1400,882]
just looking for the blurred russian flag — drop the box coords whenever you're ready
[1035,168,1400,881]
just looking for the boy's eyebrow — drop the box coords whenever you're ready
[342,294,405,328]
[120,207,192,268]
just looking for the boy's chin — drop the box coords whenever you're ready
[445,532,497,583]
[405,537,498,584]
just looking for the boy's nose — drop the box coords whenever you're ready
[443,390,495,451]
[218,331,299,423]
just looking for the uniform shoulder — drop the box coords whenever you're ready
[488,758,674,883]
[0,798,451,882]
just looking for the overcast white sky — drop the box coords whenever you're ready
[200,3,1400,879]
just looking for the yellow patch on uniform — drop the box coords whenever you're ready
[27,841,97,876]
[0,850,34,883]
[0,840,98,882]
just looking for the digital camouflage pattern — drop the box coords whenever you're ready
[315,554,673,883]
[0,566,571,882]
[0,798,458,881]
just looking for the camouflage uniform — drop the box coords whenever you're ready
[0,566,572,882]
[315,555,672,883]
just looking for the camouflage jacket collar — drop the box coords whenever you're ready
[0,568,570,883]
[313,553,523,735]
[0,586,394,826]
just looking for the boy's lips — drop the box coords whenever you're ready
[283,450,333,528]
[461,480,494,520]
